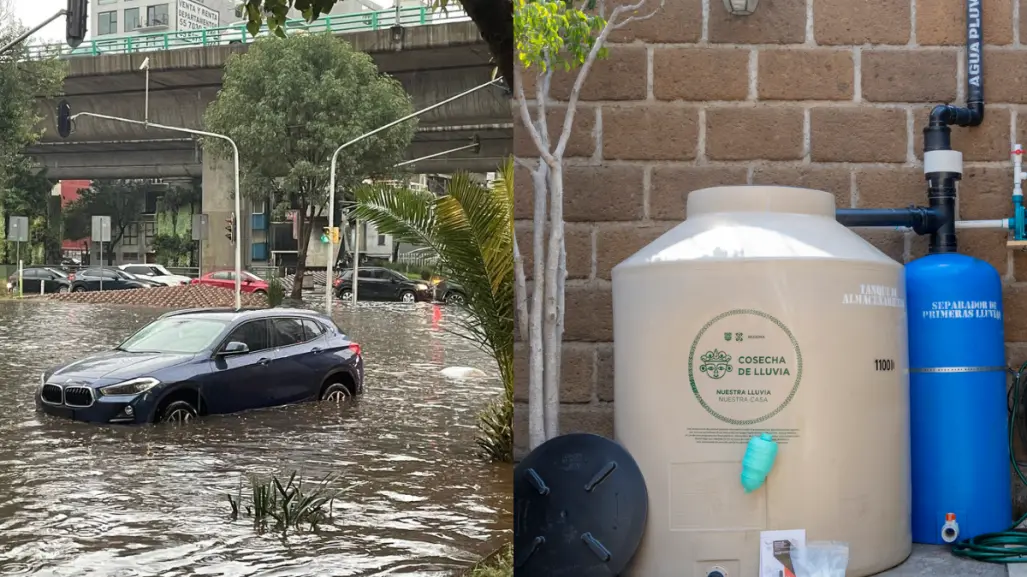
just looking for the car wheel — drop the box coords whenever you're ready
[400,291,416,303]
[320,382,352,403]
[159,401,197,424]
[339,289,353,301]
[254,289,267,297]
[445,292,466,306]
[72,286,86,293]
[58,286,70,294]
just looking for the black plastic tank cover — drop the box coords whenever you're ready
[513,433,649,577]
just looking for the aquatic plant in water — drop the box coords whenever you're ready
[266,275,285,307]
[466,543,512,577]
[227,471,344,534]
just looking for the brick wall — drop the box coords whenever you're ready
[512,0,1027,461]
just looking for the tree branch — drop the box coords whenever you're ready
[514,156,538,171]
[611,0,666,29]
[554,0,653,159]
[535,51,553,152]
[514,65,556,166]
[513,232,530,343]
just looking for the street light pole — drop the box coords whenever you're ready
[324,77,502,313]
[393,139,480,169]
[70,111,244,310]
[0,9,67,56]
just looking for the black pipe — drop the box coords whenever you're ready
[928,0,984,129]
[836,207,945,235]
[920,0,983,254]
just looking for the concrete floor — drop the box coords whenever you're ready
[873,545,1007,576]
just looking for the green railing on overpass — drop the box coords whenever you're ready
[24,5,469,61]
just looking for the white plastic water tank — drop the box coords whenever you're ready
[612,186,911,577]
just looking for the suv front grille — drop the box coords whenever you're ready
[63,386,94,408]
[41,384,63,404]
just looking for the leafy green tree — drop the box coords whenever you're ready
[63,180,147,264]
[0,21,65,193]
[515,0,663,449]
[235,0,512,87]
[0,164,60,264]
[204,32,415,300]
[353,160,514,462]
[0,8,66,264]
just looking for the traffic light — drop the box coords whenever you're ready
[225,213,235,244]
[330,227,340,244]
[320,227,330,244]
[66,0,88,49]
[471,134,481,155]
[57,100,72,138]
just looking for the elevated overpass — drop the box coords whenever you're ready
[27,16,512,179]
[24,12,512,270]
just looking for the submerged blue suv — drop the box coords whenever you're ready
[36,308,364,424]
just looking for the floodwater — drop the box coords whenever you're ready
[0,300,511,576]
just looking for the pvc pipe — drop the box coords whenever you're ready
[955,219,1009,229]
[1014,144,1024,198]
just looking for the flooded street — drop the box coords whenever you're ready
[0,300,511,576]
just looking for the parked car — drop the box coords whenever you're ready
[434,280,467,305]
[119,264,192,286]
[68,267,160,292]
[35,307,364,424]
[6,267,72,294]
[190,270,269,296]
[332,267,432,303]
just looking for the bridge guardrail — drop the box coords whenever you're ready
[24,5,470,61]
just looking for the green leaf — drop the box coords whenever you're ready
[352,159,516,462]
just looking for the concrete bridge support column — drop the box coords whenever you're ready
[201,151,251,274]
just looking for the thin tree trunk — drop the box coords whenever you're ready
[542,162,564,440]
[513,233,529,342]
[527,162,548,451]
[292,207,313,300]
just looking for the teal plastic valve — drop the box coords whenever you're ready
[740,433,778,493]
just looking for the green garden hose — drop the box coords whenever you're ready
[950,360,1027,562]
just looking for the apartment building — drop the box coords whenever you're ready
[93,0,236,37]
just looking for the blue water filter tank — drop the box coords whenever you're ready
[907,253,1011,545]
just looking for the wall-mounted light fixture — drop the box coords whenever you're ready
[723,0,759,16]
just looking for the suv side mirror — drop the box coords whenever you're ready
[221,341,250,355]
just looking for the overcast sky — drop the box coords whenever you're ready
[14,0,72,44]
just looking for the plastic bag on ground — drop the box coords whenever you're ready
[790,541,849,577]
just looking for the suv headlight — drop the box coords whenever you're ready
[415,283,428,291]
[100,377,160,396]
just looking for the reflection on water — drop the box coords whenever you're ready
[0,300,511,576]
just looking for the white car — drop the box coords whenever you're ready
[118,264,192,286]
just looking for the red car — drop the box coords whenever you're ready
[190,270,269,295]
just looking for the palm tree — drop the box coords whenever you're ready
[352,160,513,462]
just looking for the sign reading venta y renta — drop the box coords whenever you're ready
[177,0,220,30]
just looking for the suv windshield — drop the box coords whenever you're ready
[118,317,229,354]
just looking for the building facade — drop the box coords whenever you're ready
[92,0,235,38]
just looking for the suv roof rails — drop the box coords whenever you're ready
[159,307,264,318]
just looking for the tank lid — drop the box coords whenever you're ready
[687,186,836,218]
